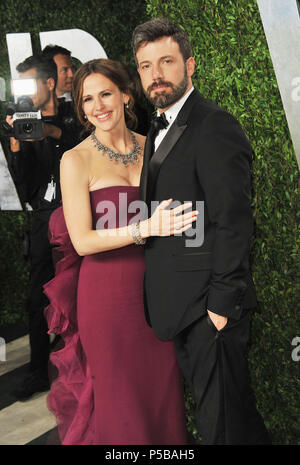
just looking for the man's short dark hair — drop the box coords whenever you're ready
[132,17,192,63]
[42,44,72,59]
[16,54,57,88]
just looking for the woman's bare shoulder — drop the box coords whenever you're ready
[61,135,92,167]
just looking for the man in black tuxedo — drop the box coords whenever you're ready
[132,18,270,445]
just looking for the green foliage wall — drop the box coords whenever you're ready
[0,0,148,325]
[146,0,300,445]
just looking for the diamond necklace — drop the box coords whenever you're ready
[91,130,142,167]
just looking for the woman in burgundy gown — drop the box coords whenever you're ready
[44,59,198,445]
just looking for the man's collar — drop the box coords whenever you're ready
[58,91,72,102]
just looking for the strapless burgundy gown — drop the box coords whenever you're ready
[44,186,188,445]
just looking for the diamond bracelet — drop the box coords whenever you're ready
[130,220,146,245]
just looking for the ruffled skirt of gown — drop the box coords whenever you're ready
[44,186,188,445]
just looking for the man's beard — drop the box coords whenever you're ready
[145,68,188,109]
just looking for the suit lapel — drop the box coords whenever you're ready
[144,89,200,203]
[147,121,187,200]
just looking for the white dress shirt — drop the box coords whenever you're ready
[154,86,194,151]
[58,91,72,102]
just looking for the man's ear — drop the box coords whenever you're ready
[186,57,195,78]
[47,77,55,92]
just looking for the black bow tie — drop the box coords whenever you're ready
[145,112,169,165]
[151,112,169,132]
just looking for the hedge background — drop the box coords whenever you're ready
[0,0,299,445]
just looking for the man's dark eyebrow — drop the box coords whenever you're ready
[139,55,174,66]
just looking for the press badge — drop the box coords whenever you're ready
[44,176,56,202]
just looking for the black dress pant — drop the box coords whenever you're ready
[174,310,271,445]
[27,211,54,377]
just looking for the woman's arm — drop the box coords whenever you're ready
[60,149,198,256]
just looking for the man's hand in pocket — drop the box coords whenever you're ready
[207,310,228,331]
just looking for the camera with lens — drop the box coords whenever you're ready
[3,78,43,140]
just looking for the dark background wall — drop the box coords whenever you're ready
[0,0,299,445]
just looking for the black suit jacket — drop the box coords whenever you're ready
[140,89,257,340]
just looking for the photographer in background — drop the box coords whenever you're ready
[42,44,75,102]
[6,54,81,400]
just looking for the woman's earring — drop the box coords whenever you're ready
[125,103,129,109]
